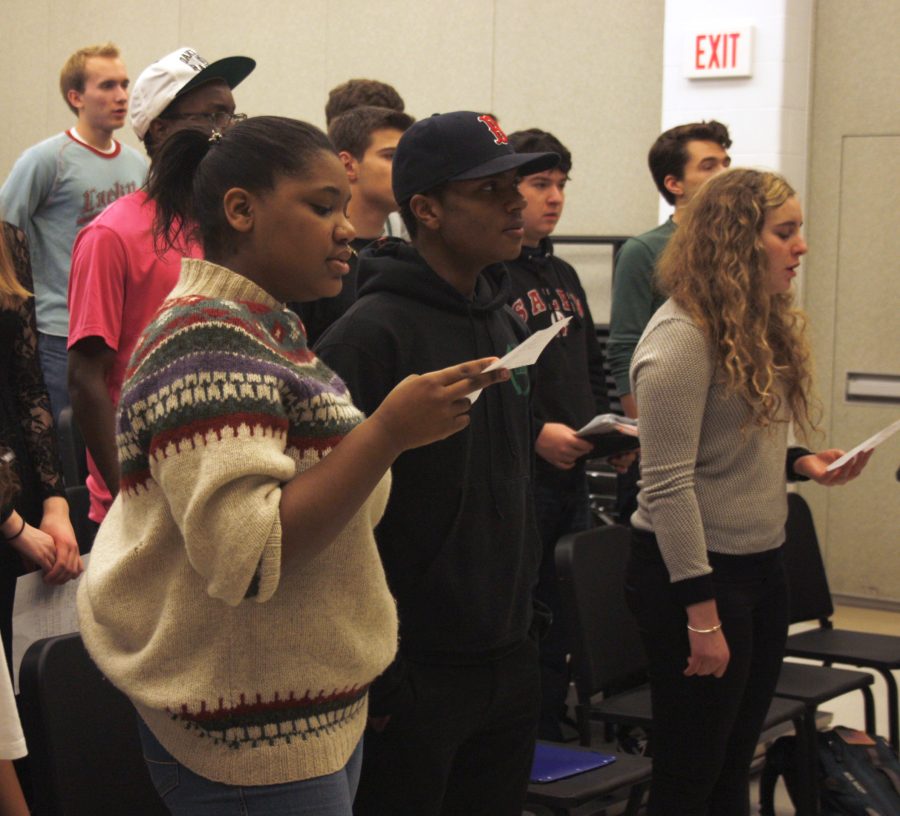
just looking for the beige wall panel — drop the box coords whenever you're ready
[0,1,182,172]
[0,0,53,180]
[821,135,900,603]
[556,244,615,324]
[493,0,665,237]
[2,0,664,241]
[178,0,328,125]
[801,0,900,604]
[322,0,496,130]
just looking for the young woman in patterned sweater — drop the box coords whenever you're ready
[77,116,509,816]
[626,168,871,815]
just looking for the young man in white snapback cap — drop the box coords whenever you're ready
[67,47,255,538]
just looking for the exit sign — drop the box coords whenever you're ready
[684,24,754,78]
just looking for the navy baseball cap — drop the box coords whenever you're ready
[392,111,559,205]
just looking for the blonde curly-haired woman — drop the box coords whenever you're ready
[625,168,870,815]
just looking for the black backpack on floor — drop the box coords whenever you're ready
[760,727,900,815]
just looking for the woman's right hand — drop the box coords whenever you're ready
[10,523,57,575]
[685,628,730,678]
[370,358,510,454]
[684,598,730,678]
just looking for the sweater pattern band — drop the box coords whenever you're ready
[118,295,361,493]
[172,685,370,749]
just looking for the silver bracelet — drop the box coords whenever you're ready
[687,622,722,634]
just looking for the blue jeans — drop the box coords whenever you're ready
[37,331,69,427]
[137,718,363,816]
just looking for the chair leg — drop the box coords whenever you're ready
[795,711,820,816]
[576,704,591,747]
[623,779,649,816]
[879,668,898,750]
[861,685,876,736]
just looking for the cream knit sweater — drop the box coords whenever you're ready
[78,259,397,785]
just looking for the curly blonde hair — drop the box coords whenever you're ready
[657,168,817,435]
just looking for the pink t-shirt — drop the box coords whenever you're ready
[68,189,201,522]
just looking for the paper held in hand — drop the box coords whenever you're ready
[467,317,572,403]
[825,417,900,472]
[12,553,89,693]
[575,414,639,438]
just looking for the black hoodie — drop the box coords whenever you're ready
[316,240,541,668]
[506,238,610,483]
[290,236,373,347]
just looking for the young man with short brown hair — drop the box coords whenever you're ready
[0,43,146,422]
[608,120,732,521]
[294,106,414,345]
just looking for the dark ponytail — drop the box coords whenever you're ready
[147,128,212,255]
[147,116,335,260]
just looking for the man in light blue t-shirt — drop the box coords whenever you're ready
[0,42,146,423]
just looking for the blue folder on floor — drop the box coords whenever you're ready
[530,742,617,783]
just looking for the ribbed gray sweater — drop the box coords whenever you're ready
[630,300,789,587]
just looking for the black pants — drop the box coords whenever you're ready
[533,469,592,740]
[626,532,788,816]
[353,637,541,816]
[615,456,641,524]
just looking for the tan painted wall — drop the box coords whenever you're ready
[800,0,900,603]
[0,0,666,314]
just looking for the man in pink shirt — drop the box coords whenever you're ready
[67,47,255,531]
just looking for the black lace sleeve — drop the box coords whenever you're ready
[4,223,65,500]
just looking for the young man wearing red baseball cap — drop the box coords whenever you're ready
[316,111,558,815]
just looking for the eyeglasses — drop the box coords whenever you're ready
[160,111,248,130]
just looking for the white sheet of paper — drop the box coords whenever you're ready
[576,413,639,438]
[467,317,571,403]
[825,417,900,472]
[12,553,88,693]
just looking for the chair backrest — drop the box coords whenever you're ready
[56,406,87,488]
[65,484,94,554]
[555,524,648,701]
[783,492,835,624]
[18,633,167,816]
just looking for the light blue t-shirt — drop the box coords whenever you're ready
[0,131,146,336]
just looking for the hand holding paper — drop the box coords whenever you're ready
[467,317,571,402]
[825,417,900,472]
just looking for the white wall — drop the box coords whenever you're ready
[659,0,814,221]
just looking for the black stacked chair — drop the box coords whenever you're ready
[55,406,86,488]
[18,633,167,816]
[555,525,815,811]
[55,406,93,553]
[782,492,900,749]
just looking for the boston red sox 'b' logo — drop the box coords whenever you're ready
[477,115,508,145]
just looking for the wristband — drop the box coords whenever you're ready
[687,622,722,634]
[2,517,26,543]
